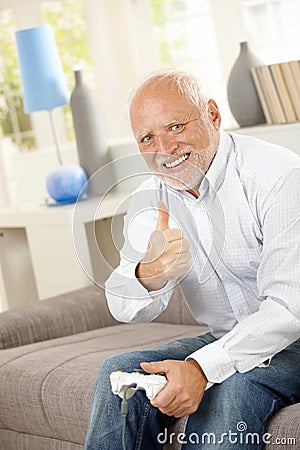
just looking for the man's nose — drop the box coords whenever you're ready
[156,134,178,154]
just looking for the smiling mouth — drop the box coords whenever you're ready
[163,153,190,169]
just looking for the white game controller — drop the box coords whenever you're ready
[110,370,167,400]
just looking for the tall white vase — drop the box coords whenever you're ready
[227,42,266,127]
[70,70,109,196]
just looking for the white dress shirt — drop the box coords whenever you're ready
[105,130,300,385]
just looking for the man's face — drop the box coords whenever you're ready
[130,81,221,193]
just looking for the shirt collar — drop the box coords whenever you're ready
[200,129,234,196]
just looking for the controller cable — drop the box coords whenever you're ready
[121,383,138,450]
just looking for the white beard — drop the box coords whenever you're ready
[156,136,218,193]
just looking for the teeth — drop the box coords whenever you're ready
[165,153,189,168]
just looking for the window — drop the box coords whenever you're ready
[240,0,300,62]
[149,0,300,128]
[0,9,35,150]
[150,0,228,123]
[0,0,94,151]
[41,0,95,142]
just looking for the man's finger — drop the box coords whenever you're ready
[156,201,169,231]
[140,361,167,375]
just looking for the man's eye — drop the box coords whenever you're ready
[142,135,152,143]
[171,124,183,131]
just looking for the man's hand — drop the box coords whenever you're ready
[140,359,207,418]
[136,201,192,291]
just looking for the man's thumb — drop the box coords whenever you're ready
[156,201,169,231]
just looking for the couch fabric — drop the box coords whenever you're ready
[0,285,299,450]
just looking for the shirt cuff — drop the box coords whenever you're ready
[187,340,236,384]
[148,280,175,298]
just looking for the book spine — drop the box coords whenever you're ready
[289,60,300,92]
[283,61,300,121]
[259,65,286,124]
[269,63,297,123]
[250,67,273,125]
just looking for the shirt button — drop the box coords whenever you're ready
[220,273,227,282]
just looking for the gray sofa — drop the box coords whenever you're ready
[0,285,299,450]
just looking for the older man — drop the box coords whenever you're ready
[84,71,300,449]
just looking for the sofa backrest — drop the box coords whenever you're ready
[0,284,198,350]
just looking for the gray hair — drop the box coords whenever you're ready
[128,68,208,115]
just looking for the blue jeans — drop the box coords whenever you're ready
[84,333,300,449]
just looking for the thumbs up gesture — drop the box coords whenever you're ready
[156,200,170,231]
[136,201,192,291]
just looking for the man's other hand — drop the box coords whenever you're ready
[140,359,207,418]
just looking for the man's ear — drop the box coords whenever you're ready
[207,99,221,130]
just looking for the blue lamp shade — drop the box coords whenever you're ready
[15,24,70,113]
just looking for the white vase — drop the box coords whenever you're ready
[70,70,109,196]
[227,42,266,127]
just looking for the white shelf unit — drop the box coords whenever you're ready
[228,122,300,156]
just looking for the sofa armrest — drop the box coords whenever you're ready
[0,285,118,349]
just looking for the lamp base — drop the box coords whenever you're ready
[46,164,88,204]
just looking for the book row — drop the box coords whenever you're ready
[251,60,300,125]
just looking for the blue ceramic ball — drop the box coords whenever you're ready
[46,164,88,203]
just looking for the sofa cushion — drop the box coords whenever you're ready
[0,322,206,446]
[0,429,83,450]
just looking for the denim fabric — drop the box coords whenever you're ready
[84,334,300,450]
